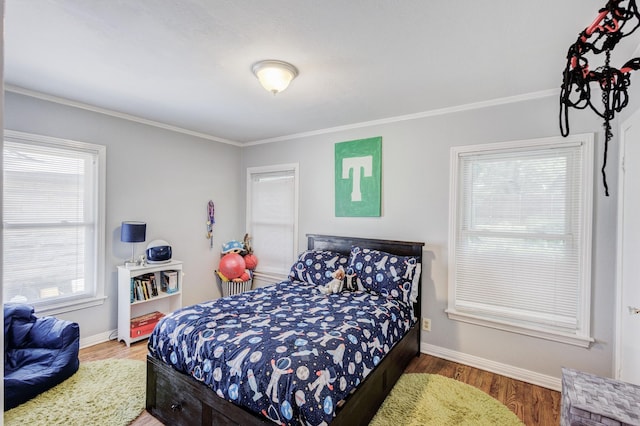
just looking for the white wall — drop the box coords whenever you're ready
[4,91,245,340]
[241,93,624,382]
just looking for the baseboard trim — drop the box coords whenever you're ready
[80,329,117,349]
[421,342,562,392]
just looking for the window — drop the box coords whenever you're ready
[246,164,299,277]
[447,134,594,347]
[3,130,106,314]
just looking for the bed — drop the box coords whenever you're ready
[146,234,424,425]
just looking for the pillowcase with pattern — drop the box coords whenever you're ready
[348,246,421,304]
[289,250,350,286]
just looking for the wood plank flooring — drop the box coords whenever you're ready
[79,340,561,425]
[404,352,561,425]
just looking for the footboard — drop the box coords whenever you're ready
[146,324,419,426]
[147,355,271,425]
[331,324,420,426]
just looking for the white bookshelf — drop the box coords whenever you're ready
[117,260,183,347]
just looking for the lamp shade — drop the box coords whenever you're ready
[252,60,298,94]
[121,221,146,243]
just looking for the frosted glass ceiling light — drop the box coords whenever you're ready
[252,60,298,95]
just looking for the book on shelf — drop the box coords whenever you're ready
[130,311,165,328]
[130,272,165,302]
[142,279,150,299]
[149,274,159,296]
[161,271,179,293]
[130,311,165,338]
[132,279,141,301]
[138,280,146,300]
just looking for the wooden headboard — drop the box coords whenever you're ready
[307,234,424,258]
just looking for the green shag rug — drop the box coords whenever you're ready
[369,373,524,426]
[4,359,146,426]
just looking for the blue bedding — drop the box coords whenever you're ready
[148,279,414,425]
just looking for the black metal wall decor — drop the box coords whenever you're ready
[560,0,640,196]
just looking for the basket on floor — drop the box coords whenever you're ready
[215,272,252,297]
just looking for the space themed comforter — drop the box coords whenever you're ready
[147,279,415,426]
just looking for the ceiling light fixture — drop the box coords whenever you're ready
[252,60,299,95]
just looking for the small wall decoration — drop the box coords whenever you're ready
[560,0,640,196]
[206,200,215,248]
[334,136,382,217]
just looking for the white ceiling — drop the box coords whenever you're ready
[6,1,640,144]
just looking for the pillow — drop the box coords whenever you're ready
[348,246,421,304]
[289,250,350,286]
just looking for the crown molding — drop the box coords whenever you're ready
[4,84,241,147]
[6,84,559,147]
[246,89,560,146]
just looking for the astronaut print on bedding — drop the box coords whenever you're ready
[348,246,421,305]
[148,280,413,426]
[288,249,350,286]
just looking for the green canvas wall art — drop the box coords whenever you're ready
[335,137,382,217]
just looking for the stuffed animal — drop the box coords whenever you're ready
[345,267,357,292]
[319,267,345,294]
[222,240,244,254]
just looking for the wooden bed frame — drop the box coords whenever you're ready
[146,234,425,426]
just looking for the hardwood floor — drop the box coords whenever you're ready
[404,353,561,425]
[79,339,560,425]
[79,340,161,426]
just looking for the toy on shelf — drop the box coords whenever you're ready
[216,235,259,284]
[221,240,244,254]
[242,233,259,270]
[218,253,246,281]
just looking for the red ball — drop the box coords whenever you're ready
[219,253,246,280]
[244,253,258,270]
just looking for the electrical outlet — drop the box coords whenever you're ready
[422,318,431,331]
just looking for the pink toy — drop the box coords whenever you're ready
[244,253,259,270]
[219,253,246,280]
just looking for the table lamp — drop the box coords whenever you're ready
[121,221,146,266]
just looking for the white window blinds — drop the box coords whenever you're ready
[3,131,106,312]
[247,165,298,276]
[448,135,594,347]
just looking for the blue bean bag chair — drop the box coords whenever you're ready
[4,303,80,410]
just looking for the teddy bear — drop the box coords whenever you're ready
[319,267,345,294]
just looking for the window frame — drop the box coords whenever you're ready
[245,163,299,279]
[3,130,106,315]
[447,134,594,348]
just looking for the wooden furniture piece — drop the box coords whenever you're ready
[146,235,424,426]
[118,260,183,347]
